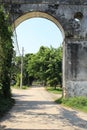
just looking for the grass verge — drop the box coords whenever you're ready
[55,96,87,112]
[12,85,29,89]
[46,86,62,94]
[0,94,15,118]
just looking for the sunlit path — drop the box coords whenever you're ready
[0,86,87,130]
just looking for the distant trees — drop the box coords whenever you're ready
[0,6,13,98]
[26,46,62,88]
[13,46,62,89]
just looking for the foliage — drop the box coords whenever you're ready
[0,5,13,98]
[27,46,62,88]
[11,54,21,87]
[23,53,35,86]
[55,96,87,112]
[46,46,62,88]
[13,46,62,88]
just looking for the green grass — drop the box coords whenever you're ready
[21,85,29,89]
[46,86,62,94]
[55,96,87,112]
[12,85,29,89]
[0,93,15,117]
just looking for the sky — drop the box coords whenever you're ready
[13,18,63,55]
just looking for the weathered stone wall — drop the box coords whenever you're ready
[0,0,87,4]
[65,39,87,97]
[1,1,87,38]
[1,0,87,97]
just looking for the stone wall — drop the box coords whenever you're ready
[65,39,87,97]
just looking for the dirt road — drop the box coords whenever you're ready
[0,86,87,130]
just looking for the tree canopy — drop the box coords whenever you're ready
[13,46,62,89]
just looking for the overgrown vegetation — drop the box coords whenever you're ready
[55,97,87,112]
[0,5,14,117]
[0,5,13,98]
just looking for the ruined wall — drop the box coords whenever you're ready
[1,0,87,97]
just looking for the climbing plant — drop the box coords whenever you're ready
[0,6,13,98]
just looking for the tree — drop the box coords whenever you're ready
[12,45,62,88]
[26,46,62,88]
[23,54,35,86]
[0,6,13,98]
[46,47,62,89]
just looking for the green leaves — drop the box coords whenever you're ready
[13,45,62,88]
[0,5,13,98]
[26,46,62,88]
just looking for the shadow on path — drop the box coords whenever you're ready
[0,87,87,130]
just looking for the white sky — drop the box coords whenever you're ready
[13,18,63,55]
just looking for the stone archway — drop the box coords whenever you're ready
[2,0,87,97]
[12,11,66,97]
[12,11,65,39]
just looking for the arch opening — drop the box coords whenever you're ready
[12,12,65,43]
[13,17,63,54]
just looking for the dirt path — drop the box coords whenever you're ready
[0,86,87,130]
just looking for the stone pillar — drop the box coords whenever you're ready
[64,38,87,97]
